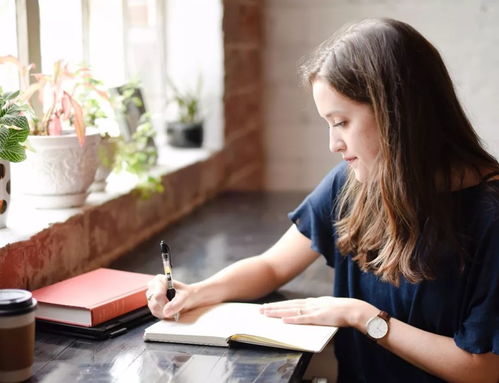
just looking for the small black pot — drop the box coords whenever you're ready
[166,121,203,148]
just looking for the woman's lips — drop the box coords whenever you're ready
[344,157,357,164]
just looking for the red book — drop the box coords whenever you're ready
[32,268,153,327]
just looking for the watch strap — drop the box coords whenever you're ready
[378,310,391,322]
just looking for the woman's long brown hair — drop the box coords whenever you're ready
[300,18,499,285]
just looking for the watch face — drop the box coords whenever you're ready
[367,316,388,339]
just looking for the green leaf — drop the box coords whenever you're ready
[0,115,30,162]
[0,116,30,139]
[4,90,20,100]
[0,126,27,162]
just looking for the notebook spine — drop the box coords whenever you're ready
[91,290,147,326]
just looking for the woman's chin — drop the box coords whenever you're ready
[352,168,367,183]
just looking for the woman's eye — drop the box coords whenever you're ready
[332,121,346,128]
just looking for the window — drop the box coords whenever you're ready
[125,0,166,131]
[87,0,126,87]
[39,0,83,73]
[165,0,223,149]
[2,0,223,147]
[0,1,19,91]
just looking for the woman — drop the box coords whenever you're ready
[147,18,499,382]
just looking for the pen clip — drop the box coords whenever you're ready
[160,240,172,267]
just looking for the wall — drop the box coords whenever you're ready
[263,0,499,191]
[222,0,264,190]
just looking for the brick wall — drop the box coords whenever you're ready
[222,0,264,190]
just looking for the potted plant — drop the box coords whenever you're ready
[1,57,102,208]
[72,67,121,192]
[0,90,30,228]
[165,78,203,148]
[113,112,163,198]
[95,80,161,197]
[79,78,162,196]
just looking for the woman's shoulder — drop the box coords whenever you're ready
[457,179,499,220]
[455,180,499,251]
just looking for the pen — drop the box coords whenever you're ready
[160,241,179,321]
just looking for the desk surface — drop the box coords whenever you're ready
[32,192,334,382]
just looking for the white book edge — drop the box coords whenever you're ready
[35,302,91,326]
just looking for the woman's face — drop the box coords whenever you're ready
[312,77,380,182]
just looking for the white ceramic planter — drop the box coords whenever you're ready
[0,160,10,228]
[12,129,101,209]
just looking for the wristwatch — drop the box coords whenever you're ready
[366,310,391,341]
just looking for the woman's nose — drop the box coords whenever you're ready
[329,130,345,153]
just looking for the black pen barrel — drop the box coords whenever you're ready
[166,288,176,301]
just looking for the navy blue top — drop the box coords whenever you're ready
[289,162,499,383]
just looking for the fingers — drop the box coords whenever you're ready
[261,305,316,325]
[281,313,313,324]
[260,306,305,318]
[260,299,309,319]
[161,280,183,318]
[260,296,352,327]
[260,298,323,324]
[260,299,306,310]
[162,298,181,319]
[146,276,189,320]
[260,300,302,314]
[146,274,169,319]
[147,274,167,296]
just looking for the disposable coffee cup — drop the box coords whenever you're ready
[0,289,37,383]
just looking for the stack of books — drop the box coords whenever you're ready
[32,268,154,339]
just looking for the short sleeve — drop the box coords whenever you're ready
[454,216,499,354]
[288,162,348,266]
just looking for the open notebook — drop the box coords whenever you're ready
[143,302,337,352]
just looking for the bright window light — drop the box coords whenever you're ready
[126,0,165,126]
[39,0,83,73]
[0,1,19,91]
[88,0,126,87]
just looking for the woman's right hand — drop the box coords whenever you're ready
[146,274,194,319]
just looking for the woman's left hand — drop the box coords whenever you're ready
[260,296,375,329]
